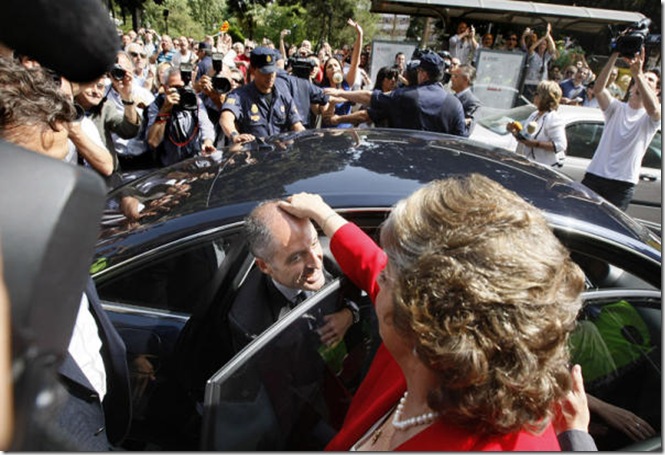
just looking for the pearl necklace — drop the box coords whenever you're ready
[392,391,441,431]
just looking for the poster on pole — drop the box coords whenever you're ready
[369,40,418,86]
[473,49,527,109]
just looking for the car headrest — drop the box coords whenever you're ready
[0,139,106,362]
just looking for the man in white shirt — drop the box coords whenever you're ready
[582,48,660,210]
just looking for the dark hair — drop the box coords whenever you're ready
[374,66,400,91]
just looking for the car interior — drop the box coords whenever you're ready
[94,209,661,451]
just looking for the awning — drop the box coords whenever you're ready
[370,0,647,34]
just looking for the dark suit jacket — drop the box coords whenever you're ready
[228,268,335,353]
[57,278,131,450]
[455,88,482,134]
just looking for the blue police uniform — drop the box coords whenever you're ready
[222,82,302,138]
[275,69,328,129]
[368,82,467,136]
[222,47,303,138]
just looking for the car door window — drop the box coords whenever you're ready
[96,231,245,313]
[642,131,662,170]
[202,278,379,451]
[570,289,661,451]
[566,122,604,160]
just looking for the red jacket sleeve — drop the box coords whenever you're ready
[329,222,387,303]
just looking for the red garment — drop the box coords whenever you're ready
[235,53,250,78]
[326,222,561,451]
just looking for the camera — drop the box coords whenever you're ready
[176,63,198,111]
[611,18,651,58]
[211,52,232,94]
[110,64,127,81]
[289,56,316,79]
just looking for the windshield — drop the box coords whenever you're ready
[476,104,537,136]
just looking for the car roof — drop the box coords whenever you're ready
[97,129,659,267]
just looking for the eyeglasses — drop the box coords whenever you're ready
[508,37,518,41]
[129,51,147,58]
[245,47,254,51]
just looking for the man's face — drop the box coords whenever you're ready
[166,72,184,89]
[450,69,466,93]
[575,67,589,83]
[457,22,468,34]
[256,214,326,292]
[76,77,106,109]
[127,45,146,70]
[112,55,134,90]
[252,68,276,93]
[161,37,172,52]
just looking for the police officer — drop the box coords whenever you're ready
[220,47,305,144]
[275,52,329,129]
[324,50,467,136]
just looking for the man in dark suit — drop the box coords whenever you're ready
[450,63,482,135]
[57,280,131,450]
[0,57,131,450]
[229,199,358,352]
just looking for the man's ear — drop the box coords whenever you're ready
[255,258,271,275]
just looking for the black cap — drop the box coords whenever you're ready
[250,47,277,74]
[198,41,212,51]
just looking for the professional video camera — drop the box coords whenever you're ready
[211,52,232,94]
[177,63,198,111]
[110,63,126,81]
[610,18,651,58]
[288,56,316,79]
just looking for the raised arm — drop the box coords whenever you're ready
[594,52,618,110]
[628,48,661,121]
[345,19,363,88]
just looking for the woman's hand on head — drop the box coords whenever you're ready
[279,193,330,220]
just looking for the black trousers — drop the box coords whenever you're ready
[582,172,635,211]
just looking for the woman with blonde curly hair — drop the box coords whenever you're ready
[280,173,590,450]
[507,79,568,167]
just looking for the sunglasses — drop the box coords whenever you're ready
[129,51,147,58]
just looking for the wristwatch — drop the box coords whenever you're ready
[121,98,135,106]
[345,299,360,324]
[230,131,239,139]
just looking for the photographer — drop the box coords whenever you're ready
[581,45,660,211]
[277,52,329,129]
[146,65,216,167]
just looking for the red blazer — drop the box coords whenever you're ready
[326,223,561,451]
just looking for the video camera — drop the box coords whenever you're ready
[211,52,232,94]
[610,18,651,58]
[288,56,316,79]
[177,63,198,111]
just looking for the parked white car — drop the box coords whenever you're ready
[470,104,662,227]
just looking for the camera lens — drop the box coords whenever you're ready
[110,65,126,81]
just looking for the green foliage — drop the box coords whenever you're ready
[553,40,587,70]
[114,0,380,48]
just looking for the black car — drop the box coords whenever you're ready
[92,129,661,451]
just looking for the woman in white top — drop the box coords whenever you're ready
[522,23,558,102]
[508,80,567,167]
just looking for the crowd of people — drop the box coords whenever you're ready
[0,10,660,451]
[5,18,661,207]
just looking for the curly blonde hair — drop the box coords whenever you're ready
[380,173,584,436]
